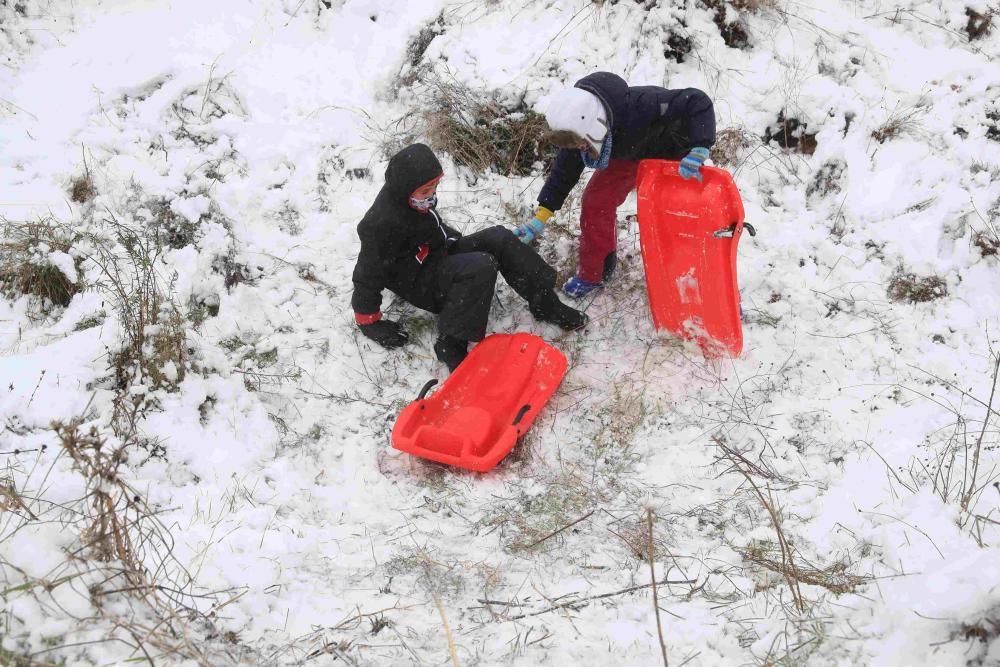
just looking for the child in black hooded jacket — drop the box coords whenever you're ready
[351,143,586,371]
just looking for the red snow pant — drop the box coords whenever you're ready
[577,159,640,283]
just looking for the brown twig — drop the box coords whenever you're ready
[524,509,595,549]
[962,354,1000,513]
[506,577,697,621]
[647,509,669,667]
[434,592,461,667]
[716,442,806,612]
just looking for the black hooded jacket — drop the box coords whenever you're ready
[537,71,716,212]
[351,144,460,316]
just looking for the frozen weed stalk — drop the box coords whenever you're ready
[81,212,189,437]
[0,420,254,664]
[893,352,1000,536]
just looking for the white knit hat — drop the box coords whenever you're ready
[545,87,608,152]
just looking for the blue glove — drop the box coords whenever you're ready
[679,147,710,182]
[514,217,545,244]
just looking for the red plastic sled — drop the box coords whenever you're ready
[391,333,567,472]
[636,160,750,358]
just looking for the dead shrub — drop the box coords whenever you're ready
[84,215,188,437]
[70,172,97,204]
[424,106,548,176]
[871,102,927,144]
[974,230,999,257]
[0,419,255,664]
[715,441,806,611]
[711,127,754,168]
[664,30,693,63]
[966,8,993,40]
[55,420,134,563]
[0,218,81,308]
[959,614,1000,643]
[806,160,846,201]
[987,107,1000,142]
[730,0,778,9]
[401,72,552,177]
[143,197,199,250]
[702,0,752,49]
[887,269,948,303]
[405,13,444,69]
[764,111,817,154]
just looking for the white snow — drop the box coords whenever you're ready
[1,0,999,665]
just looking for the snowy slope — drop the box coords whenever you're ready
[1,0,999,665]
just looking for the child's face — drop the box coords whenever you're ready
[411,178,440,200]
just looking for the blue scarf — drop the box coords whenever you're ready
[582,134,613,170]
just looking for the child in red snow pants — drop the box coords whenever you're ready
[576,159,639,283]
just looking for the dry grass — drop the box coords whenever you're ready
[974,230,999,257]
[0,420,252,665]
[966,8,994,40]
[55,420,137,563]
[738,540,869,595]
[871,102,928,144]
[711,127,754,168]
[806,160,846,200]
[398,70,552,177]
[0,218,81,308]
[84,214,188,437]
[886,268,948,303]
[477,467,595,551]
[69,172,97,204]
[730,0,779,10]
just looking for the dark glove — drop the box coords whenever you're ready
[359,319,409,349]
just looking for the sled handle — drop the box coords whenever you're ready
[512,404,531,426]
[417,379,439,400]
[713,221,756,238]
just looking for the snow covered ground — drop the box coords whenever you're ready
[1,0,999,664]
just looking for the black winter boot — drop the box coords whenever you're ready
[602,252,617,282]
[530,292,589,331]
[434,335,469,372]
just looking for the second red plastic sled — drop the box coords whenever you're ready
[636,160,752,358]
[391,333,567,472]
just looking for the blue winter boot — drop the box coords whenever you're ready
[562,275,602,299]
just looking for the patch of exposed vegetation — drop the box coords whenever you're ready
[806,160,846,201]
[421,76,552,177]
[966,7,993,40]
[0,218,81,309]
[711,127,754,168]
[764,111,817,154]
[887,268,948,303]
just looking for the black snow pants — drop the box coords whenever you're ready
[415,226,558,342]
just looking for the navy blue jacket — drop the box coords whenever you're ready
[537,72,716,212]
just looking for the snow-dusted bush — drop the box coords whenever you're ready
[408,72,552,177]
[0,218,81,310]
[0,420,253,665]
